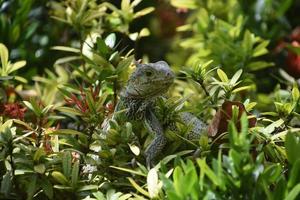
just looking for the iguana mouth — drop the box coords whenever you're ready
[128,82,172,99]
[142,85,171,98]
[142,78,174,85]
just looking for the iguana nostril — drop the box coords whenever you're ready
[166,72,174,78]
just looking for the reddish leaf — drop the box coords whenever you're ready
[286,41,300,78]
[43,134,53,154]
[3,102,27,120]
[208,101,257,137]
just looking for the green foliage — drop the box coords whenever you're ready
[161,114,300,200]
[50,0,152,39]
[0,43,26,83]
[0,0,300,199]
[168,0,274,75]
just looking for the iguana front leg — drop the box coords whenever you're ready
[144,109,167,168]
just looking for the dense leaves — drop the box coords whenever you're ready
[1,0,300,199]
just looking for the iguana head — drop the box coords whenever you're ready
[125,61,175,99]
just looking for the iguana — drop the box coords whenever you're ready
[112,61,207,167]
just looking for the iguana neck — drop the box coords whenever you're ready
[121,91,155,120]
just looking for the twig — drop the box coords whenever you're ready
[197,80,215,105]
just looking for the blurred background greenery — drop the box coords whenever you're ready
[1,0,299,91]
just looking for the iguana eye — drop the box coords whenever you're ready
[145,71,153,77]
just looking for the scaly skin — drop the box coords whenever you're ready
[114,61,206,167]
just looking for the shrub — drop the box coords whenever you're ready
[1,0,300,199]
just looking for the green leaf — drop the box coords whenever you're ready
[119,193,133,200]
[86,91,96,114]
[170,0,198,9]
[180,160,198,197]
[93,191,106,200]
[277,0,293,17]
[9,60,26,73]
[15,169,35,175]
[52,171,69,185]
[129,32,139,41]
[232,85,252,93]
[121,0,131,11]
[67,62,94,83]
[197,8,209,31]
[228,121,239,146]
[263,163,282,183]
[92,53,114,69]
[240,113,248,136]
[34,164,46,174]
[41,176,53,199]
[253,40,269,57]
[202,60,214,70]
[139,28,150,37]
[0,43,9,72]
[126,122,133,137]
[97,37,110,56]
[197,159,221,187]
[292,85,299,103]
[23,100,42,117]
[173,167,184,198]
[264,119,284,135]
[51,46,80,53]
[109,51,120,62]
[50,129,87,139]
[78,185,98,191]
[110,166,146,177]
[0,76,14,81]
[26,175,37,199]
[116,55,134,73]
[127,177,149,197]
[14,75,27,83]
[12,25,20,43]
[285,132,300,164]
[242,30,254,52]
[54,56,81,65]
[13,119,33,130]
[288,159,300,189]
[284,184,300,200]
[63,151,72,178]
[217,69,229,82]
[133,7,155,19]
[77,0,88,21]
[33,148,46,162]
[247,61,274,71]
[71,161,79,188]
[105,33,116,49]
[42,104,54,115]
[56,106,83,116]
[147,168,160,199]
[0,172,12,197]
[230,69,243,85]
[129,144,140,156]
[244,102,257,111]
[53,185,72,190]
[25,22,39,39]
[131,0,143,7]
